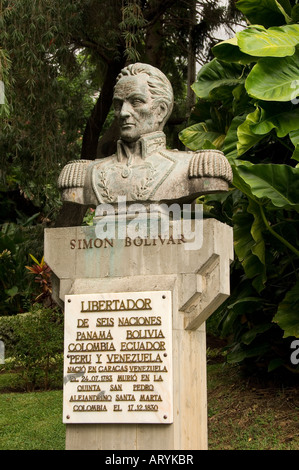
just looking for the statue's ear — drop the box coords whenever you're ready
[157,102,168,125]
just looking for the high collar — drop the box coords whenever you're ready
[117,131,166,162]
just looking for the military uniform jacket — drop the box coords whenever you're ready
[58,132,232,207]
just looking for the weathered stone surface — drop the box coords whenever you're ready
[44,218,233,450]
[58,63,232,208]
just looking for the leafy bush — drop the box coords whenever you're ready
[0,305,64,391]
[0,220,45,315]
[25,254,53,307]
[181,0,299,373]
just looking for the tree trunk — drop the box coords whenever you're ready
[97,118,120,158]
[145,19,164,69]
[55,56,126,227]
[80,56,126,160]
[187,0,197,113]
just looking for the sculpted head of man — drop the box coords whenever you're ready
[113,63,174,143]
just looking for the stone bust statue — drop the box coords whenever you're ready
[58,63,232,208]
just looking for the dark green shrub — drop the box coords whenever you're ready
[0,305,64,391]
[0,221,44,315]
[180,0,299,374]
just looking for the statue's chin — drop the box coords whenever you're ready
[120,128,161,143]
[120,135,139,143]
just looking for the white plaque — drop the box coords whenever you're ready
[63,291,173,424]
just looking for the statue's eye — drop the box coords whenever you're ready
[132,98,144,106]
[113,100,122,111]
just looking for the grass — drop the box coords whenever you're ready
[1,348,299,450]
[0,384,65,450]
[207,352,299,450]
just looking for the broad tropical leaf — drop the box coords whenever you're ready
[233,209,267,293]
[231,164,256,200]
[179,122,225,151]
[236,0,292,28]
[237,107,265,155]
[289,129,299,161]
[292,4,299,22]
[223,115,247,162]
[226,342,271,363]
[274,0,293,23]
[237,24,299,57]
[273,281,299,337]
[245,49,299,101]
[220,295,262,338]
[241,323,273,345]
[232,84,252,115]
[247,198,266,272]
[212,37,259,64]
[251,102,299,137]
[192,59,244,100]
[236,162,299,210]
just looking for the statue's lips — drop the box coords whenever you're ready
[120,123,136,129]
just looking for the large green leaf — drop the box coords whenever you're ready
[227,342,271,364]
[221,296,262,337]
[289,129,299,161]
[232,84,252,116]
[273,281,299,338]
[237,24,299,57]
[231,163,257,200]
[247,198,266,269]
[292,4,299,22]
[241,323,273,345]
[245,49,299,101]
[274,0,293,23]
[237,107,266,155]
[209,85,239,107]
[189,100,213,123]
[178,122,225,151]
[236,161,299,210]
[212,37,259,64]
[192,59,244,100]
[236,0,292,28]
[223,115,247,162]
[251,102,299,137]
[233,208,267,293]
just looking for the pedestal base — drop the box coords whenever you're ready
[44,218,233,450]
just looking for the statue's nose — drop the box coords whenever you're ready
[120,101,132,118]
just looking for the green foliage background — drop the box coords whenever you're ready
[180,0,299,373]
[0,0,241,312]
[0,305,64,391]
[1,0,299,379]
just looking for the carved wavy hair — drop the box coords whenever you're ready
[115,63,174,125]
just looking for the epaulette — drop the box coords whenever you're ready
[58,160,92,189]
[188,150,233,183]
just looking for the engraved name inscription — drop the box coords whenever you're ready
[69,235,187,250]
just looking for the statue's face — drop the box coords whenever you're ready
[113,74,165,143]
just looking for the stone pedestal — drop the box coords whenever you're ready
[44,218,233,450]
